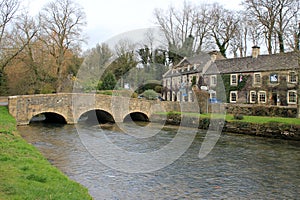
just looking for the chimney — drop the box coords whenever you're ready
[252,46,260,58]
[209,50,218,62]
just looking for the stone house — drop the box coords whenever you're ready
[162,51,224,102]
[162,47,300,107]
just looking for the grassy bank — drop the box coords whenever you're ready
[0,106,92,199]
[156,111,300,125]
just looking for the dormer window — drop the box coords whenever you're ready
[230,74,238,86]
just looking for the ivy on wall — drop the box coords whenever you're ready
[215,74,249,103]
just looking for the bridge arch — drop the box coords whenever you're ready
[78,109,115,124]
[123,111,150,122]
[30,112,67,124]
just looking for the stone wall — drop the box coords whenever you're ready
[151,113,300,140]
[226,104,297,118]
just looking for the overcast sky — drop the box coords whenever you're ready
[23,0,242,49]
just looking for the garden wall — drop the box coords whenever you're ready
[225,104,297,118]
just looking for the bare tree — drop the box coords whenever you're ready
[244,0,299,54]
[0,0,38,94]
[154,2,211,57]
[0,0,19,48]
[243,0,277,54]
[39,0,86,92]
[193,4,212,53]
[0,0,25,71]
[209,3,239,58]
[154,2,194,55]
[230,11,249,57]
[285,1,300,51]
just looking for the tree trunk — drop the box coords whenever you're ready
[278,32,285,53]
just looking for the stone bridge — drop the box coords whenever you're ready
[8,93,198,125]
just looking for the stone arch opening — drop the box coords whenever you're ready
[123,112,150,122]
[78,109,115,124]
[30,112,67,124]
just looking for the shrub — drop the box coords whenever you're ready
[154,85,162,93]
[131,92,138,98]
[233,114,244,120]
[142,89,158,100]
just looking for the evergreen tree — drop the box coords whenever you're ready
[99,72,117,90]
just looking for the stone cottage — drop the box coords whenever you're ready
[162,47,300,107]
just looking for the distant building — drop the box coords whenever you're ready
[162,47,300,107]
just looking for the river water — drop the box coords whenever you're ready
[18,122,300,200]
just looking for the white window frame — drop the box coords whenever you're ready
[230,91,238,103]
[287,90,297,104]
[210,75,217,86]
[230,74,238,86]
[210,90,217,99]
[288,71,297,83]
[254,73,261,85]
[258,91,266,104]
[188,91,193,102]
[177,92,181,102]
[249,90,257,103]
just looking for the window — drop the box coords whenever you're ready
[287,90,297,104]
[210,75,217,86]
[270,73,278,83]
[250,91,257,103]
[210,90,216,99]
[289,71,297,83]
[188,91,193,102]
[258,91,266,103]
[230,91,238,103]
[230,74,238,86]
[254,73,261,85]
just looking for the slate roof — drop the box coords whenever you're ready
[208,51,300,75]
[163,52,221,78]
[163,51,300,78]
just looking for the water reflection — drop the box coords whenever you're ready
[18,123,300,199]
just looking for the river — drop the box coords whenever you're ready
[18,122,300,199]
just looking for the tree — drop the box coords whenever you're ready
[99,72,117,90]
[244,0,299,54]
[39,0,86,92]
[209,3,239,58]
[154,1,211,63]
[0,0,26,94]
[230,11,249,58]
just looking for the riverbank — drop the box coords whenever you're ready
[152,112,300,140]
[0,106,92,199]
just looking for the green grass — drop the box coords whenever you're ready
[0,107,16,134]
[155,111,300,125]
[0,106,92,200]
[225,115,300,125]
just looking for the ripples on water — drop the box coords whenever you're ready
[18,123,300,200]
